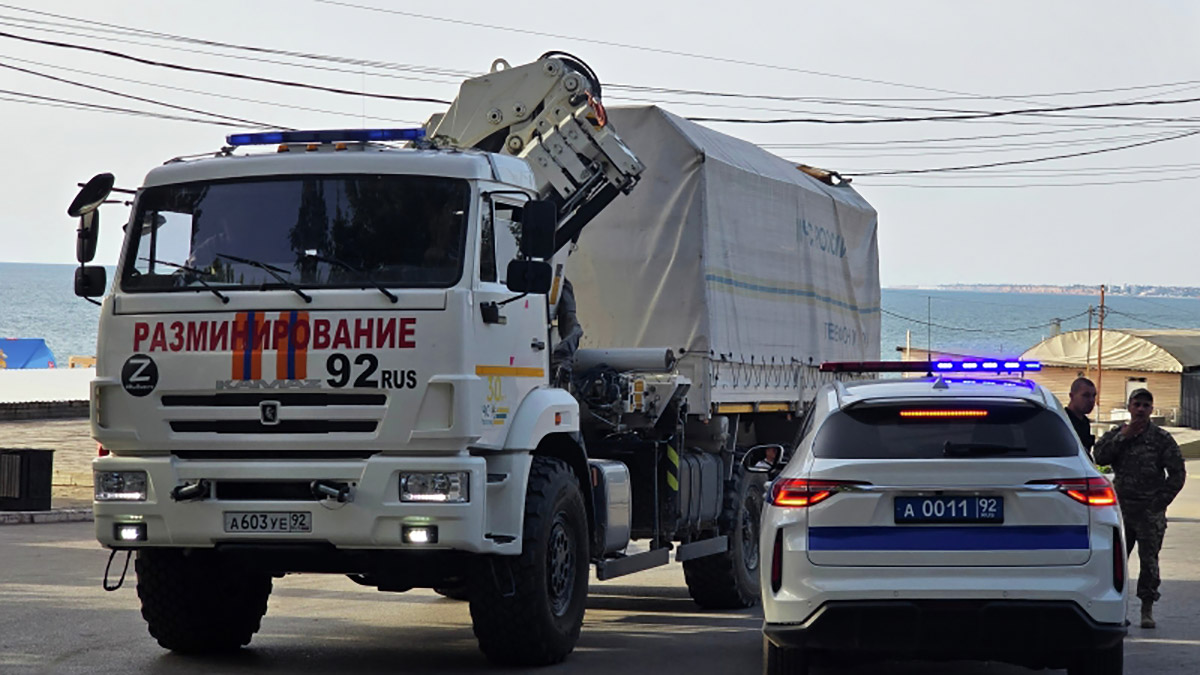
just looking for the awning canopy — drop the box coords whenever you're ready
[1021,329,1200,373]
[0,338,57,369]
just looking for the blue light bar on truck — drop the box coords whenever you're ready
[225,128,427,147]
[820,360,1041,373]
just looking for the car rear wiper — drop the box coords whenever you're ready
[943,441,1027,457]
[303,250,397,303]
[137,257,228,303]
[215,252,311,303]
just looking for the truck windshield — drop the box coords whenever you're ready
[121,174,469,292]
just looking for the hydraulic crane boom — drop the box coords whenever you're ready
[427,52,644,252]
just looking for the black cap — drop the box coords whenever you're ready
[1128,388,1154,403]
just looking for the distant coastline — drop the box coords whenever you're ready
[886,284,1200,300]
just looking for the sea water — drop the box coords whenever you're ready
[3,262,1199,363]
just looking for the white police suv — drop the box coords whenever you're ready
[748,361,1127,675]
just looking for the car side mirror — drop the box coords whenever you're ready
[74,265,107,298]
[505,259,552,294]
[520,200,556,259]
[742,444,785,475]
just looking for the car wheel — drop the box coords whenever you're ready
[763,635,810,675]
[1067,639,1123,675]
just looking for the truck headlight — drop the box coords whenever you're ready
[95,471,148,501]
[400,472,469,503]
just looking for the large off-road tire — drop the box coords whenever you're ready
[135,548,272,653]
[763,635,811,675]
[467,456,589,666]
[433,585,469,601]
[1068,640,1123,675]
[683,463,764,609]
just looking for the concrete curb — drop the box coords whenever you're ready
[0,401,89,421]
[0,507,93,525]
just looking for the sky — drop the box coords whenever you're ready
[1,0,1199,287]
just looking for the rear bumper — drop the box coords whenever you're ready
[764,600,1124,668]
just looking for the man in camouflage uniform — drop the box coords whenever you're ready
[1094,388,1187,629]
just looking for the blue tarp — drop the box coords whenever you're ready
[0,338,56,369]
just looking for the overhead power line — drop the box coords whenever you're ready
[860,172,1200,189]
[0,61,283,129]
[842,129,1200,176]
[1,55,424,125]
[0,88,254,126]
[1105,309,1198,330]
[0,30,453,105]
[314,0,1003,99]
[881,308,1090,334]
[683,95,1200,126]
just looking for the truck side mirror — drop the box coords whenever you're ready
[505,260,552,294]
[520,200,556,259]
[74,265,107,298]
[68,173,115,218]
[742,444,785,475]
[76,210,99,264]
[69,173,114,264]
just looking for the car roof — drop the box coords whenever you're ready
[832,376,1056,410]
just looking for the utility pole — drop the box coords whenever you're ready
[1086,306,1094,379]
[1097,286,1106,411]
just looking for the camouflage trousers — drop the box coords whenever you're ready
[1123,508,1168,602]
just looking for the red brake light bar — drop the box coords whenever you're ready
[899,409,989,419]
[1030,477,1117,506]
[771,479,866,507]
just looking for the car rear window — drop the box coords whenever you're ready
[813,402,1079,459]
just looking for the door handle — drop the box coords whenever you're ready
[531,339,546,351]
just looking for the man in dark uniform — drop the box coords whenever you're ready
[1093,388,1187,629]
[1065,377,1097,458]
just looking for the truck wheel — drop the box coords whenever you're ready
[135,548,272,653]
[763,635,811,675]
[1067,640,1123,675]
[433,585,469,601]
[683,463,763,609]
[468,456,589,666]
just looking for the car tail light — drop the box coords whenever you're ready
[770,529,783,594]
[898,409,988,418]
[770,479,864,507]
[1112,526,1125,593]
[97,444,109,457]
[1030,477,1117,506]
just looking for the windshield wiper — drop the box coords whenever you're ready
[137,257,229,303]
[215,252,311,303]
[303,250,397,303]
[943,441,1027,457]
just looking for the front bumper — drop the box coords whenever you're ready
[764,600,1125,668]
[93,453,519,555]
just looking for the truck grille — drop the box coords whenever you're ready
[163,391,385,435]
[169,420,378,434]
[162,392,386,407]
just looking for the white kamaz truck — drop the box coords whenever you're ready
[71,53,880,665]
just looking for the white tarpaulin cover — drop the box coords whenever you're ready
[567,107,880,408]
[1022,329,1200,373]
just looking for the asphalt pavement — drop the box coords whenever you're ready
[2,502,1199,675]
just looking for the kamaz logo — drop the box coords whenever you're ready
[216,379,323,390]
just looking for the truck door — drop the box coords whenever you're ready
[474,197,549,446]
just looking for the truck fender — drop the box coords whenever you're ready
[487,388,597,556]
[501,386,579,451]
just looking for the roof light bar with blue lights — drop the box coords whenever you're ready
[226,128,427,147]
[821,360,1041,373]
